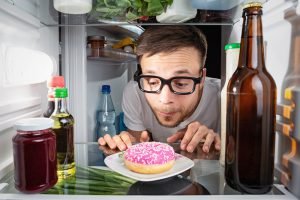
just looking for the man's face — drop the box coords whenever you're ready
[140,47,205,128]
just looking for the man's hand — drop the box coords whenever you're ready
[167,121,221,153]
[98,130,150,151]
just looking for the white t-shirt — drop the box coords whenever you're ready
[122,77,221,142]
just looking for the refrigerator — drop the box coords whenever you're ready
[0,0,299,199]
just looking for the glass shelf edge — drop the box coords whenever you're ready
[41,22,235,27]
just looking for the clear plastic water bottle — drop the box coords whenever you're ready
[96,85,116,139]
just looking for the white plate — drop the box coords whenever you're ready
[104,152,194,182]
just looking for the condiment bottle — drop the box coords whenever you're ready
[13,118,57,193]
[43,76,65,118]
[51,88,76,179]
[225,2,277,194]
[220,43,240,166]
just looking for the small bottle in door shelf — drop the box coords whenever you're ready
[43,76,65,118]
[50,88,76,180]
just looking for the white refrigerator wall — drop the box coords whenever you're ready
[0,0,58,179]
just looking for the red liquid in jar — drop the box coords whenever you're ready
[13,128,57,193]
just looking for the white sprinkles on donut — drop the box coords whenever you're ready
[124,142,175,165]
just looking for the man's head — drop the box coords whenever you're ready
[135,26,208,128]
[136,26,207,68]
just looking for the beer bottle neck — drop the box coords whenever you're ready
[239,7,265,70]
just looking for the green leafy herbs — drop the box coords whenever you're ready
[43,166,136,195]
[94,0,173,21]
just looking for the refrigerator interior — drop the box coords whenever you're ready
[0,0,300,198]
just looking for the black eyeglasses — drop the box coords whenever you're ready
[134,70,203,95]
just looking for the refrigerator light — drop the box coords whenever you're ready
[3,46,54,86]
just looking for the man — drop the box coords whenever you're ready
[98,26,220,153]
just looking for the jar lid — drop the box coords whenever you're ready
[225,43,240,51]
[14,118,54,131]
[87,35,106,41]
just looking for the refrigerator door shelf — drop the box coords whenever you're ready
[87,48,137,63]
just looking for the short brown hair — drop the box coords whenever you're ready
[136,26,207,67]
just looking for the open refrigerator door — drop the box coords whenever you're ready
[0,0,299,199]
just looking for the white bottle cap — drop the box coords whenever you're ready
[14,118,54,131]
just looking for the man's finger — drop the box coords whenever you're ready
[181,122,203,151]
[202,130,216,153]
[120,132,133,148]
[140,131,150,142]
[167,131,184,143]
[104,134,117,149]
[113,135,126,151]
[98,137,106,146]
[214,134,221,150]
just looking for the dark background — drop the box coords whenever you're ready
[199,25,222,79]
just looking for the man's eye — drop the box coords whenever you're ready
[148,79,159,86]
[174,81,189,88]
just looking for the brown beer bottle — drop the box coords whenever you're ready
[225,2,277,194]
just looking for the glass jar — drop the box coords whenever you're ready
[13,118,57,193]
[87,35,106,57]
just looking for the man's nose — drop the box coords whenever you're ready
[159,84,175,104]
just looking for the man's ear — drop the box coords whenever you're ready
[201,68,207,85]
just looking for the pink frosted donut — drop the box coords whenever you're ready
[124,142,175,174]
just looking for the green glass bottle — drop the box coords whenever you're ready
[51,88,75,179]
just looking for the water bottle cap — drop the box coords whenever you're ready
[55,88,68,98]
[102,85,111,93]
[47,76,65,88]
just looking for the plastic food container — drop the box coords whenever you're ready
[54,0,92,14]
[13,118,57,193]
[191,0,244,10]
[156,0,197,23]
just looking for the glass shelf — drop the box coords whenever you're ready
[0,142,295,198]
[34,0,268,27]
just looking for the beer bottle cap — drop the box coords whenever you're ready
[225,43,240,51]
[243,1,263,9]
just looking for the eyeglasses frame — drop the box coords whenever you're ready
[133,69,203,95]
